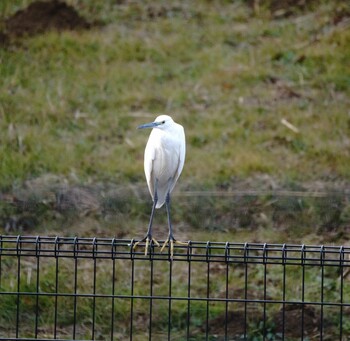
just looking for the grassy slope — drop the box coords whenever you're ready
[0,1,350,339]
[1,0,349,190]
[0,0,349,242]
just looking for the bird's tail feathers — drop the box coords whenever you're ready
[155,201,165,209]
[154,191,167,209]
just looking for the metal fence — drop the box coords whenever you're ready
[0,235,349,340]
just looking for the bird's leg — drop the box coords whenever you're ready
[133,181,160,255]
[161,192,187,259]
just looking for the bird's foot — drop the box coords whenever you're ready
[160,235,187,260]
[133,235,160,255]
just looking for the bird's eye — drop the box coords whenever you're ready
[162,120,165,124]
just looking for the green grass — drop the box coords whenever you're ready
[1,0,349,189]
[1,0,350,339]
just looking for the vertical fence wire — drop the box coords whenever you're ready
[53,237,59,339]
[186,241,192,340]
[205,241,210,341]
[320,245,325,341]
[16,235,21,340]
[281,244,286,341]
[263,243,267,341]
[244,242,248,340]
[224,242,229,340]
[301,244,305,340]
[339,246,344,341]
[149,249,154,341]
[35,236,40,338]
[130,240,135,341]
[72,237,78,340]
[91,237,97,341]
[168,259,172,341]
[111,240,116,341]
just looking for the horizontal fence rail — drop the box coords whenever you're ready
[0,235,349,340]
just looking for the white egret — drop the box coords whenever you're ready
[134,115,186,258]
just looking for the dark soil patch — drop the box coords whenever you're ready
[332,5,350,25]
[0,31,9,47]
[205,305,320,339]
[205,311,248,338]
[1,0,91,44]
[274,304,320,338]
[247,0,323,17]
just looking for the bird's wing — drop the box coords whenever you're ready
[144,135,156,200]
[170,127,186,192]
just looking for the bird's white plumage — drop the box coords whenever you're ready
[142,115,185,208]
[135,114,186,257]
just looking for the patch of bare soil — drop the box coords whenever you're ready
[273,304,320,338]
[205,311,248,338]
[248,0,320,17]
[0,31,9,45]
[248,0,350,21]
[1,0,91,45]
[205,305,320,339]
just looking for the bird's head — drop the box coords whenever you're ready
[138,115,174,130]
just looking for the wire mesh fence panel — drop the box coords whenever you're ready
[0,236,350,340]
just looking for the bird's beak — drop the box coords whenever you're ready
[137,121,161,129]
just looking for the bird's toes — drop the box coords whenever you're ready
[174,240,188,246]
[170,240,174,260]
[160,238,175,260]
[144,238,150,255]
[152,237,160,247]
[133,240,141,250]
[133,235,160,256]
[160,238,169,253]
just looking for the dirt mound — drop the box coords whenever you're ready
[274,304,320,337]
[248,0,320,17]
[0,32,9,45]
[206,311,246,337]
[2,0,90,40]
[205,305,320,339]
